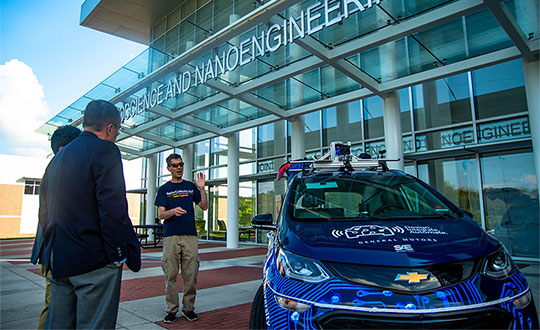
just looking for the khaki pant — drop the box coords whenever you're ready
[38,265,51,330]
[162,235,199,314]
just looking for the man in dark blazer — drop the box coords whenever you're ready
[37,100,140,329]
[31,125,81,330]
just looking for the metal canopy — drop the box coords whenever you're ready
[38,0,539,160]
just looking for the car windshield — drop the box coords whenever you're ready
[289,174,459,221]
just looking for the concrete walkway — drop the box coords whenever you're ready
[1,239,265,329]
[1,239,538,329]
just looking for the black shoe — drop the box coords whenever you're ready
[164,312,176,324]
[182,310,198,321]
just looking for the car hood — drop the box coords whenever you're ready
[279,218,500,267]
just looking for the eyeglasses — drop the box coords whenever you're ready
[168,162,184,168]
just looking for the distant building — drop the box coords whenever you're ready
[0,154,141,239]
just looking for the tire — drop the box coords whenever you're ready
[249,284,267,330]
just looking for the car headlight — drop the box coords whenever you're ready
[277,248,330,283]
[482,247,514,279]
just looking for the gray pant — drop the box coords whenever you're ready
[44,263,123,329]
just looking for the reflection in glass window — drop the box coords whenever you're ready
[363,96,384,139]
[304,111,321,151]
[417,125,475,151]
[417,156,481,225]
[481,149,538,258]
[210,166,227,180]
[195,186,208,240]
[477,117,530,144]
[323,101,363,147]
[413,73,471,130]
[239,128,256,162]
[210,136,228,166]
[239,181,255,242]
[399,88,412,133]
[208,184,227,241]
[258,122,286,158]
[472,59,527,119]
[195,141,209,169]
[240,162,255,176]
[322,107,337,147]
[365,140,385,159]
[403,136,414,154]
[257,180,274,244]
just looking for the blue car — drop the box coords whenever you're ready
[249,143,538,329]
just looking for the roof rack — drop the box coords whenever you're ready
[276,142,399,181]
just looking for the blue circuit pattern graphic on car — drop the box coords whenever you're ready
[262,246,535,330]
[251,151,538,330]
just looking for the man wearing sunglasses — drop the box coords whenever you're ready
[155,153,208,324]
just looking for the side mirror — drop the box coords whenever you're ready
[252,213,276,230]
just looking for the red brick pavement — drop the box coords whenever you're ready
[0,239,34,245]
[0,249,35,256]
[0,243,34,249]
[133,247,268,270]
[120,266,262,302]
[156,302,252,330]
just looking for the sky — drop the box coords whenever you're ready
[0,0,147,158]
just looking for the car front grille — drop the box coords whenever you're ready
[317,308,512,329]
[325,257,482,292]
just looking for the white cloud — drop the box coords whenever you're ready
[0,59,51,158]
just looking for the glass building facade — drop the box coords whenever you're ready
[40,0,539,260]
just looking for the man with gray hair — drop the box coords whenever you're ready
[37,100,140,329]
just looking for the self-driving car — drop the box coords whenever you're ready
[249,142,538,329]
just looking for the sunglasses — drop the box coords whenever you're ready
[168,162,184,168]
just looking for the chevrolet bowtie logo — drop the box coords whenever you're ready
[395,272,429,284]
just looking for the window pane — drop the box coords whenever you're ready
[304,111,321,150]
[481,149,538,258]
[195,141,209,169]
[24,184,34,195]
[417,156,481,225]
[413,73,471,130]
[363,97,384,139]
[472,59,527,119]
[239,181,255,242]
[399,88,411,133]
[477,117,530,144]
[239,128,256,162]
[208,184,227,241]
[258,122,285,158]
[210,136,228,166]
[416,125,475,151]
[323,101,363,146]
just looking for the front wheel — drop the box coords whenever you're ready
[249,284,267,330]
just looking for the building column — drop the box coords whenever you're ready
[290,117,306,159]
[523,59,540,202]
[227,132,239,248]
[383,91,404,170]
[182,144,194,181]
[145,154,157,239]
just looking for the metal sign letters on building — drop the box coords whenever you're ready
[119,0,382,122]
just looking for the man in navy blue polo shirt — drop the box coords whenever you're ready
[155,153,208,324]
